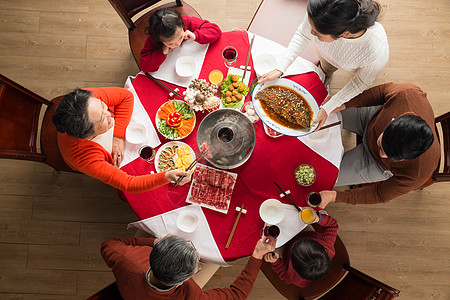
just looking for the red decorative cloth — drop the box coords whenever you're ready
[120,31,335,261]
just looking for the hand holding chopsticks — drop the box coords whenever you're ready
[173,150,206,187]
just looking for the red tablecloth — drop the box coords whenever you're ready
[120,31,335,261]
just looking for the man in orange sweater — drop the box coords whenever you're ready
[53,87,190,192]
[101,235,276,299]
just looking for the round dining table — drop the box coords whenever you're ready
[119,30,337,261]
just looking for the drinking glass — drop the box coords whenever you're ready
[222,46,238,68]
[263,225,280,238]
[299,207,319,224]
[307,192,322,207]
[139,145,155,163]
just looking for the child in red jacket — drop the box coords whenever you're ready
[139,8,221,72]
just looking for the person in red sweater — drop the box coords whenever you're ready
[263,214,338,287]
[101,235,276,299]
[52,87,191,192]
[139,8,222,72]
[318,83,440,206]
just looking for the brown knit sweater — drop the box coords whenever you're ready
[336,83,440,204]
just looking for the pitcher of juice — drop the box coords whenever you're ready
[299,207,319,224]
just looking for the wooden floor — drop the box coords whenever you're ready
[0,0,449,299]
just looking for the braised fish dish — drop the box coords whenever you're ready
[255,86,312,129]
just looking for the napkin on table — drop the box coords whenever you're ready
[149,40,209,88]
[120,75,161,168]
[128,205,229,267]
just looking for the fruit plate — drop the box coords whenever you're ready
[155,100,196,140]
[154,141,196,173]
[251,78,320,137]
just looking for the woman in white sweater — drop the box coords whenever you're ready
[259,0,389,129]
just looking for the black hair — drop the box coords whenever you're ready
[290,239,330,281]
[307,0,381,38]
[146,9,184,43]
[52,89,95,139]
[382,114,434,161]
[149,236,198,287]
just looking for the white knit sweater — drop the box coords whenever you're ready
[278,14,389,115]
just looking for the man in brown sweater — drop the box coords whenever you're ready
[101,235,276,299]
[319,83,440,206]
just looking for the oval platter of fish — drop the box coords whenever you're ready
[251,78,320,137]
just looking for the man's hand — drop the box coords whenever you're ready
[166,170,192,186]
[252,236,276,259]
[319,191,337,209]
[258,69,283,83]
[312,107,329,131]
[183,30,196,41]
[112,137,125,167]
[263,252,279,263]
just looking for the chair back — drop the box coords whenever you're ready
[108,0,201,64]
[318,265,400,300]
[260,230,350,300]
[433,112,450,182]
[108,0,182,29]
[86,282,123,300]
[0,73,74,172]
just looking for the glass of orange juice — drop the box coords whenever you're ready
[299,207,319,224]
[208,69,223,85]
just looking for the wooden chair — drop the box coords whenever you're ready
[260,224,350,300]
[0,73,74,172]
[247,0,319,65]
[260,227,400,299]
[85,282,123,300]
[318,265,400,300]
[108,0,201,65]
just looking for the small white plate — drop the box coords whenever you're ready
[125,122,146,144]
[177,210,199,233]
[254,53,277,77]
[176,56,196,77]
[259,199,285,225]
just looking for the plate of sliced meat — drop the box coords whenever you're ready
[252,78,320,137]
[186,163,237,214]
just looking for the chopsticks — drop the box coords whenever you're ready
[318,121,341,131]
[173,150,205,187]
[242,35,255,81]
[225,204,245,249]
[274,182,301,212]
[144,72,183,99]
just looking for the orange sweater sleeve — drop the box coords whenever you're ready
[85,87,134,139]
[58,134,170,193]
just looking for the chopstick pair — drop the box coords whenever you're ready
[225,204,245,249]
[173,150,206,187]
[317,121,341,131]
[242,35,255,81]
[144,72,183,99]
[274,182,301,212]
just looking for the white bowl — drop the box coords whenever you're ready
[259,199,285,225]
[176,56,196,77]
[125,122,146,144]
[177,210,199,233]
[254,53,277,77]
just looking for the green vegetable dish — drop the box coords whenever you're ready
[295,164,316,186]
[221,74,249,109]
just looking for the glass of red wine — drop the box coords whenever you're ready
[307,192,322,208]
[139,145,155,163]
[263,225,280,239]
[222,46,238,68]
